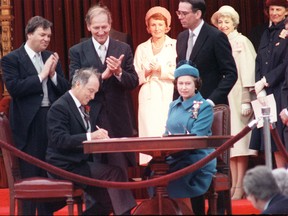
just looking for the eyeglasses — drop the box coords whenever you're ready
[176,10,192,17]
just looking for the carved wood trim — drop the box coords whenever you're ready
[0,0,13,97]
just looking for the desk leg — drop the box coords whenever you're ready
[133,159,193,215]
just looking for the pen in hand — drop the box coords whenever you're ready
[96,125,100,130]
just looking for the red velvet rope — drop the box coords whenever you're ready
[0,125,252,189]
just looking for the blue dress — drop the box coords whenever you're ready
[164,92,217,198]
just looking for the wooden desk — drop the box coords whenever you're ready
[84,135,230,215]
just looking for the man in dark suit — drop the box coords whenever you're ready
[69,4,139,185]
[46,68,136,215]
[1,16,69,215]
[176,0,237,106]
[243,165,288,214]
[175,0,237,214]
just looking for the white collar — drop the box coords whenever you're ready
[24,43,41,60]
[69,90,81,109]
[91,37,110,50]
[189,19,204,38]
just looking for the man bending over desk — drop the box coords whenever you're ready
[46,67,136,215]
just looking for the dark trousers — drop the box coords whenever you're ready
[85,158,136,215]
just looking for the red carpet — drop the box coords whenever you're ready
[0,188,260,215]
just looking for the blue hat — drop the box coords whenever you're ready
[174,64,199,79]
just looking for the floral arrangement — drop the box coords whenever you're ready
[189,101,203,119]
[84,105,90,115]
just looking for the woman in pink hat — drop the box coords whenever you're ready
[134,6,177,138]
[211,5,257,200]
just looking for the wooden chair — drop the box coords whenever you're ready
[0,112,84,215]
[205,104,232,215]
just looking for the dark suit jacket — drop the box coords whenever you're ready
[46,92,92,177]
[69,38,138,137]
[262,193,288,214]
[1,45,69,150]
[69,38,138,165]
[176,22,237,105]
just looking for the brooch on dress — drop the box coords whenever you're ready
[279,29,288,39]
[189,101,203,119]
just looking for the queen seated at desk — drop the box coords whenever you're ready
[164,62,217,214]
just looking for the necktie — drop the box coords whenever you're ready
[34,53,50,107]
[34,53,43,73]
[79,105,90,131]
[98,45,106,64]
[186,32,194,60]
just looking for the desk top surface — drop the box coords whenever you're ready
[83,135,231,154]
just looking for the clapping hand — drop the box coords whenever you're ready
[49,52,59,78]
[106,54,124,75]
[149,59,160,72]
[39,52,59,80]
[102,54,124,80]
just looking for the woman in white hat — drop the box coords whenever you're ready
[134,6,177,138]
[211,5,257,200]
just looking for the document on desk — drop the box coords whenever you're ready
[139,153,153,165]
[251,94,277,128]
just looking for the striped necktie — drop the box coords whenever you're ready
[79,105,90,131]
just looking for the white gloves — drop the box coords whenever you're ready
[257,89,267,105]
[241,103,252,116]
[255,77,268,95]
[206,99,215,107]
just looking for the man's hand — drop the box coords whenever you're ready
[49,52,59,78]
[101,68,113,80]
[106,54,124,76]
[91,127,109,139]
[39,53,59,80]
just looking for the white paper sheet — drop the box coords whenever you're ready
[251,94,277,128]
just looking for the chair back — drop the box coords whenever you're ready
[211,104,231,174]
[212,104,230,136]
[0,112,21,190]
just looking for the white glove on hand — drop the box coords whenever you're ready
[257,89,267,105]
[255,77,268,95]
[241,103,252,116]
[206,99,215,107]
